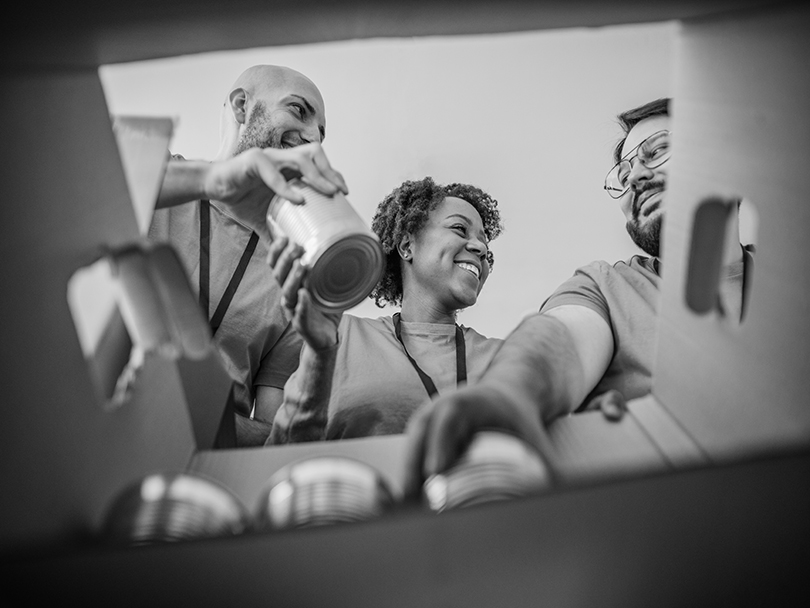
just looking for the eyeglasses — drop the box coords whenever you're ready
[604,130,672,199]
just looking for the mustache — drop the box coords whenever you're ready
[632,180,666,218]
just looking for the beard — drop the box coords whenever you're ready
[625,180,665,257]
[233,100,283,155]
[626,214,662,257]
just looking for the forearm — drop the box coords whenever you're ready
[481,313,587,425]
[268,343,338,444]
[234,413,274,447]
[156,160,210,209]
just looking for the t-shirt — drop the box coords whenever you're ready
[540,250,751,409]
[273,314,503,441]
[148,199,303,417]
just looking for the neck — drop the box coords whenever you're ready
[214,138,237,162]
[399,294,457,325]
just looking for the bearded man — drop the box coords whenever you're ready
[149,65,347,446]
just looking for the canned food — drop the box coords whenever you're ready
[422,431,551,513]
[101,472,251,545]
[255,456,396,531]
[267,179,384,312]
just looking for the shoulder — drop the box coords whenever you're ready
[148,197,199,236]
[576,255,656,278]
[572,256,659,287]
[339,313,394,339]
[622,254,657,274]
[459,324,501,343]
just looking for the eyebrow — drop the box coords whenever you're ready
[444,213,471,223]
[290,94,326,140]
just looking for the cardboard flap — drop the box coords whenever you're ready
[546,409,671,483]
[109,241,213,361]
[627,395,708,468]
[176,356,237,451]
[654,4,810,461]
[112,116,174,235]
[106,240,233,449]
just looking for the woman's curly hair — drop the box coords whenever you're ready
[369,176,503,308]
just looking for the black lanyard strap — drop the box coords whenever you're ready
[199,199,259,335]
[392,312,467,398]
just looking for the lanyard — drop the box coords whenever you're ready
[392,312,467,398]
[199,199,259,335]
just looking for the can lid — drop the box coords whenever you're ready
[307,233,385,312]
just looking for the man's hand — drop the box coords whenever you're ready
[401,383,552,502]
[267,235,341,351]
[585,389,628,422]
[158,142,348,244]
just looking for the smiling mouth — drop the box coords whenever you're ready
[635,189,663,218]
[456,262,480,279]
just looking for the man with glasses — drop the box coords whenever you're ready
[403,97,752,495]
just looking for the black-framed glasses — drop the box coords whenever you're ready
[604,130,672,199]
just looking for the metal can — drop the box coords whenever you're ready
[101,472,251,546]
[267,179,384,312]
[254,456,396,531]
[422,431,552,513]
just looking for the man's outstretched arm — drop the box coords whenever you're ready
[403,305,613,499]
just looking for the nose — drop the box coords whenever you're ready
[300,121,322,145]
[626,158,655,191]
[466,236,488,259]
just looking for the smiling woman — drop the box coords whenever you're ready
[267,177,504,442]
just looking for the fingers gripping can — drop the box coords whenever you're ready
[267,178,384,312]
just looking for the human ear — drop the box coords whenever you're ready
[228,88,249,125]
[397,234,414,261]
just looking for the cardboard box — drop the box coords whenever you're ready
[1,1,809,605]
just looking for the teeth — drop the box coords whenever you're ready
[456,262,479,278]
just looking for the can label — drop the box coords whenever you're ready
[267,179,384,312]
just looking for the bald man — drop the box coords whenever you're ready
[150,65,348,447]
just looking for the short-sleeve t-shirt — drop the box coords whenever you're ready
[148,199,303,416]
[540,255,661,407]
[272,314,503,441]
[539,250,749,409]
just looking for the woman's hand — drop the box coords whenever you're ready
[267,235,341,351]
